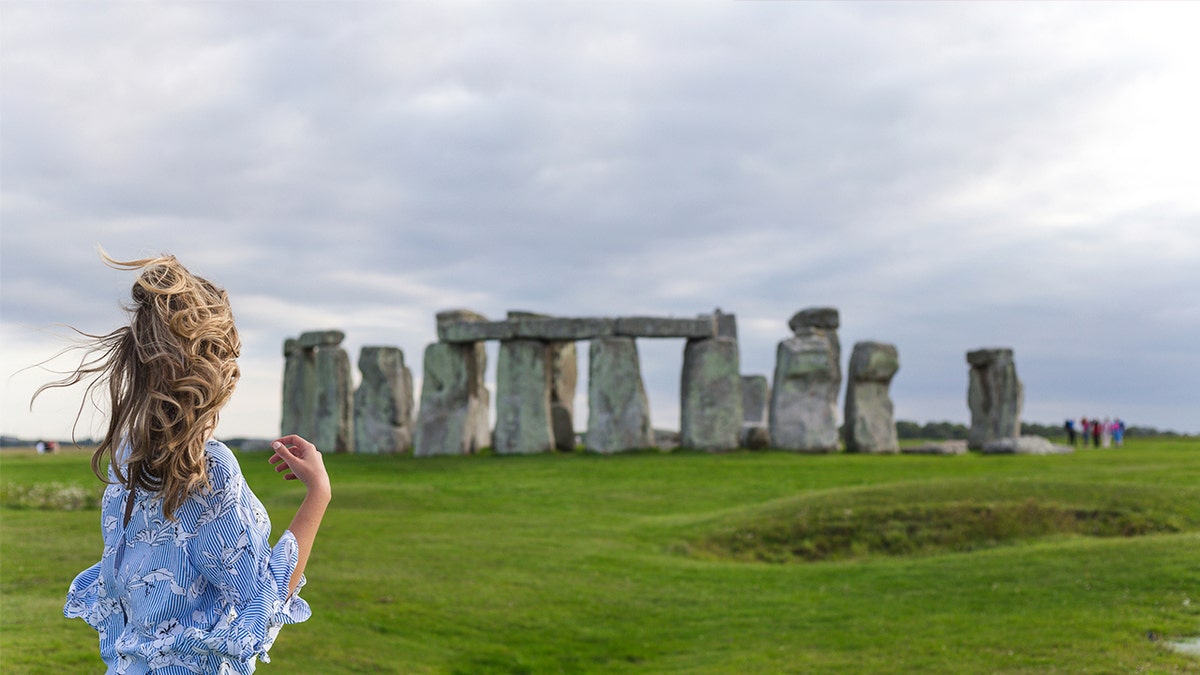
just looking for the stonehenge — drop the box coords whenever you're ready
[844,341,900,453]
[278,309,1048,459]
[966,348,1023,451]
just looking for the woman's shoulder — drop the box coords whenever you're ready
[204,439,243,485]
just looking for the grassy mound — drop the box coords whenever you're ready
[689,480,1194,563]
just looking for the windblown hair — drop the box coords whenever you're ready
[35,252,241,518]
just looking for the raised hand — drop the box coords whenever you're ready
[269,435,330,493]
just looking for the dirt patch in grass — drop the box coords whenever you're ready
[690,484,1189,563]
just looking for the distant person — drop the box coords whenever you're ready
[35,440,46,454]
[1092,418,1102,447]
[1101,418,1113,448]
[1064,419,1077,446]
[1114,418,1126,447]
[1080,418,1090,448]
[35,251,330,673]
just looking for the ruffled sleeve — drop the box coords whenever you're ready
[64,480,124,642]
[64,561,121,640]
[177,450,312,663]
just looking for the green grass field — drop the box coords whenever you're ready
[4,439,1200,673]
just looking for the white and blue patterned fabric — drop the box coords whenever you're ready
[65,440,311,674]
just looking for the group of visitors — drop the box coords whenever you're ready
[1064,417,1125,448]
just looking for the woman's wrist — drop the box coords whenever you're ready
[303,479,332,504]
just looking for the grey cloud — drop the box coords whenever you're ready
[3,2,1198,437]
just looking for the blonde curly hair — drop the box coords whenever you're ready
[36,251,241,518]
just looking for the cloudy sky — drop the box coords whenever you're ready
[2,1,1198,442]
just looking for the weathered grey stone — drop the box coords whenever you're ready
[280,343,310,441]
[502,312,579,451]
[505,310,547,320]
[413,341,490,456]
[981,436,1073,455]
[436,309,488,324]
[788,307,839,333]
[281,334,353,453]
[741,375,770,425]
[711,310,738,339]
[317,346,354,453]
[513,317,615,340]
[740,374,770,450]
[653,428,681,450]
[844,341,900,454]
[769,315,842,452]
[297,330,346,349]
[354,346,414,454]
[493,339,555,455]
[440,321,515,343]
[680,337,742,452]
[901,440,968,455]
[435,309,492,341]
[436,312,735,342]
[586,337,653,453]
[966,348,1023,451]
[741,425,771,450]
[548,341,577,451]
[614,317,712,339]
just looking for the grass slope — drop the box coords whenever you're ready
[3,438,1199,673]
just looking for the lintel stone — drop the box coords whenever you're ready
[440,321,516,342]
[438,313,734,342]
[513,317,616,340]
[615,317,713,338]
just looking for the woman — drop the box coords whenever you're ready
[39,252,330,674]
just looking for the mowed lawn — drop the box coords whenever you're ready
[3,438,1200,673]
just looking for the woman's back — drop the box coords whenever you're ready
[67,440,310,674]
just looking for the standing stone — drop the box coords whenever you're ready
[844,341,900,453]
[680,337,742,451]
[770,307,842,452]
[967,348,1023,450]
[354,346,414,454]
[507,311,577,452]
[740,375,771,449]
[281,330,353,453]
[280,339,309,443]
[548,341,578,451]
[493,339,555,455]
[413,340,491,457]
[315,344,354,453]
[586,337,653,453]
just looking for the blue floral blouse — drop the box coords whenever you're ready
[65,440,311,674]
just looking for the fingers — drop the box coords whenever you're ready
[270,434,325,485]
[270,439,297,478]
[274,435,316,455]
